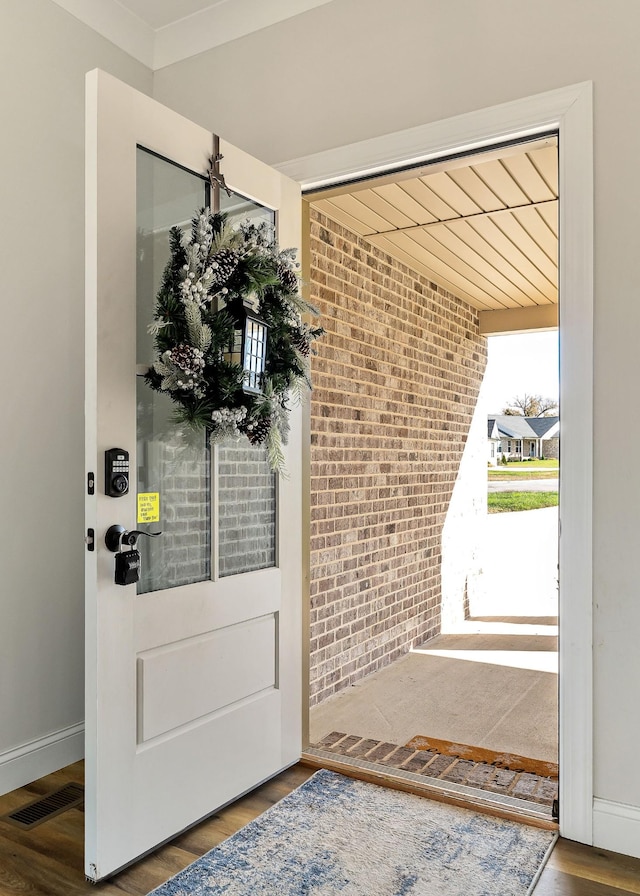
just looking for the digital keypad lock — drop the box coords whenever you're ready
[105,448,130,497]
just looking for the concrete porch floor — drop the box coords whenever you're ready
[309,507,559,764]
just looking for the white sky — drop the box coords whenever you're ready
[483,331,559,415]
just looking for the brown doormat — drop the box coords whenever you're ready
[404,736,558,779]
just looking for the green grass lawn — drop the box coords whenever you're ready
[489,470,558,480]
[488,459,559,480]
[488,491,559,513]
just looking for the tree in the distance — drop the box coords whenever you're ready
[502,393,558,417]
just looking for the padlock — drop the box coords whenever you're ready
[115,548,141,586]
[105,525,161,586]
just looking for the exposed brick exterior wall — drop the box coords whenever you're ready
[308,208,487,705]
[541,437,559,460]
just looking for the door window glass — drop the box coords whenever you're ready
[217,193,276,577]
[136,382,212,594]
[220,190,274,231]
[217,438,276,578]
[136,149,210,594]
[136,148,277,592]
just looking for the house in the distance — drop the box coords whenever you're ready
[488,415,560,464]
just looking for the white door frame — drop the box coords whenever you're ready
[278,82,594,845]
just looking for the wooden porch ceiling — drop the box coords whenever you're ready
[307,137,558,317]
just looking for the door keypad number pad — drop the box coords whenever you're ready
[105,448,130,497]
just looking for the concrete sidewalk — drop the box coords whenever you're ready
[468,506,558,618]
[488,478,558,492]
[309,508,558,763]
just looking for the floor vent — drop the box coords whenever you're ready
[2,783,84,829]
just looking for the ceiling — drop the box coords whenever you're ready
[53,0,557,322]
[50,0,334,69]
[308,137,558,314]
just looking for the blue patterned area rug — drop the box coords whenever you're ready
[149,770,557,896]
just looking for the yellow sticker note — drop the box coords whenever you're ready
[137,492,160,524]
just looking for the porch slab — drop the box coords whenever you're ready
[309,507,559,765]
[309,644,558,763]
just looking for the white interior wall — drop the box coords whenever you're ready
[0,0,152,792]
[153,0,640,829]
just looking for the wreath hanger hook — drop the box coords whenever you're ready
[209,134,232,200]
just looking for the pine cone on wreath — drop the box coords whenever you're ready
[245,414,272,445]
[168,343,205,375]
[291,327,311,356]
[277,261,299,294]
[210,248,240,287]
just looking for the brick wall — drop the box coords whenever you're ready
[218,439,276,577]
[308,208,487,705]
[137,432,211,595]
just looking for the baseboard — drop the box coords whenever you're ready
[0,723,84,796]
[593,797,640,860]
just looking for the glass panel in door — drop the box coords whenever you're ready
[217,186,277,578]
[135,148,277,593]
[136,149,210,594]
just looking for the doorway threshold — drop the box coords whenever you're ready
[303,733,558,829]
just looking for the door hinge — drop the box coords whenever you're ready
[87,472,95,495]
[552,797,559,820]
[86,528,95,552]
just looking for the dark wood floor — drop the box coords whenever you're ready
[0,762,639,895]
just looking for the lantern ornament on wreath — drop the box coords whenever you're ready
[224,300,269,395]
[144,205,323,474]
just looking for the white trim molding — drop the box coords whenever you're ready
[0,723,84,797]
[594,799,640,860]
[279,82,594,846]
[277,83,591,192]
[479,304,558,336]
[49,0,334,70]
[49,0,154,68]
[153,0,335,70]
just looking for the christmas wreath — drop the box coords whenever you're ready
[145,209,323,473]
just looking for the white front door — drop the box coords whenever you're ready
[84,70,303,881]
